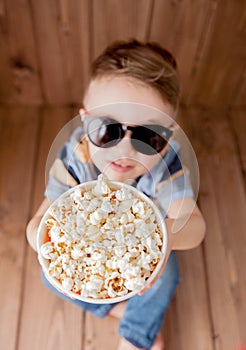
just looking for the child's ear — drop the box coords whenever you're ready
[76,135,91,163]
[170,123,179,139]
[79,108,86,121]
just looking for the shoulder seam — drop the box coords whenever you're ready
[156,166,189,192]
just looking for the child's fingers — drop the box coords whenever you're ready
[138,283,152,296]
[138,267,164,296]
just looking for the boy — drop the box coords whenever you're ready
[26,39,205,350]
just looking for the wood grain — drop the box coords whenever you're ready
[188,1,246,107]
[0,0,42,104]
[233,66,246,107]
[181,108,246,349]
[29,0,70,104]
[229,109,246,186]
[92,0,152,59]
[149,0,215,105]
[17,107,84,350]
[84,313,119,350]
[0,1,246,108]
[0,106,39,350]
[55,0,91,103]
[163,248,214,350]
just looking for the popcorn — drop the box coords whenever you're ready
[71,246,84,259]
[48,261,62,278]
[132,199,145,215]
[124,277,146,291]
[105,272,128,297]
[119,213,128,225]
[40,242,55,260]
[40,175,164,299]
[85,276,104,292]
[114,245,127,257]
[61,276,74,291]
[115,227,125,244]
[115,187,133,201]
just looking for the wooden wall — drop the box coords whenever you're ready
[0,0,245,107]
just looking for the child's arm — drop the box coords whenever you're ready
[165,196,206,250]
[26,198,53,252]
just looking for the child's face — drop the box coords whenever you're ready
[83,76,175,183]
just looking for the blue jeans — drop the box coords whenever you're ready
[41,251,180,349]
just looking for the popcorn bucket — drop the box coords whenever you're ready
[37,176,168,304]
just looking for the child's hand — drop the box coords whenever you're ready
[26,215,43,251]
[138,219,174,295]
[26,198,52,252]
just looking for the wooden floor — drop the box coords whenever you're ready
[0,106,245,350]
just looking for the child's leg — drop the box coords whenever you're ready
[41,272,116,318]
[118,251,180,349]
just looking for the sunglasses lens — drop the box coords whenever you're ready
[87,118,122,148]
[85,117,172,155]
[132,126,168,155]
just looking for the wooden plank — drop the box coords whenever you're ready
[163,249,214,350]
[161,110,214,349]
[54,0,91,103]
[84,313,119,350]
[0,0,42,104]
[149,0,215,104]
[18,107,84,350]
[162,247,213,350]
[162,297,182,349]
[198,159,242,350]
[0,106,39,350]
[0,2,14,103]
[233,67,246,107]
[29,0,69,104]
[229,109,246,185]
[92,0,152,59]
[188,2,246,107]
[182,108,246,349]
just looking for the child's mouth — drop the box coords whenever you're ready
[110,161,134,173]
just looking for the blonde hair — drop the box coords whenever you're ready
[91,39,181,112]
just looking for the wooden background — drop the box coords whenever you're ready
[0,1,246,350]
[0,0,245,108]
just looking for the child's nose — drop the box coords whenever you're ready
[123,129,132,140]
[118,130,135,153]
